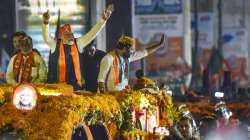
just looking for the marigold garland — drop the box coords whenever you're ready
[0,84,176,140]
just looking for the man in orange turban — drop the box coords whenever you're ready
[42,4,114,90]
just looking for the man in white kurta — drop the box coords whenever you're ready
[98,35,165,92]
[41,5,114,90]
[98,49,148,91]
[6,36,47,84]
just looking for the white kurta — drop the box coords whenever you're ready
[6,52,47,84]
[98,50,148,91]
[41,19,106,53]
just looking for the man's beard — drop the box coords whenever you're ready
[66,39,74,45]
[21,48,32,55]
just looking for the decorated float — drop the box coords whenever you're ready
[0,81,179,140]
[1,79,249,140]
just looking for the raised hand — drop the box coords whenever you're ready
[43,10,50,24]
[102,4,114,20]
[146,34,166,54]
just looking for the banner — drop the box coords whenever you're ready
[132,0,186,95]
[133,14,183,44]
[134,0,183,44]
[191,12,214,49]
[135,0,183,15]
[223,27,248,59]
[223,27,248,81]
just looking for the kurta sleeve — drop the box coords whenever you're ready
[97,55,113,83]
[41,23,57,53]
[129,49,148,62]
[33,54,48,83]
[6,56,17,84]
[77,19,106,53]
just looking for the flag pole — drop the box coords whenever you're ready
[190,0,200,90]
[55,9,61,39]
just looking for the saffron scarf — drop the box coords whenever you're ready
[82,122,94,140]
[109,51,129,85]
[58,41,82,86]
[13,51,35,83]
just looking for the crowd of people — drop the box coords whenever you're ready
[3,4,165,93]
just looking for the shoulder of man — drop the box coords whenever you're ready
[10,54,18,60]
[32,49,42,56]
[33,50,45,63]
[101,53,114,62]
[12,50,21,57]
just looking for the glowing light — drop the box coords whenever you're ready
[166,90,173,96]
[27,0,84,16]
[147,111,158,132]
[140,97,150,109]
[154,127,170,136]
[215,92,224,98]
[39,92,61,96]
[13,84,37,110]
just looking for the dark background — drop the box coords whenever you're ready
[0,0,16,55]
